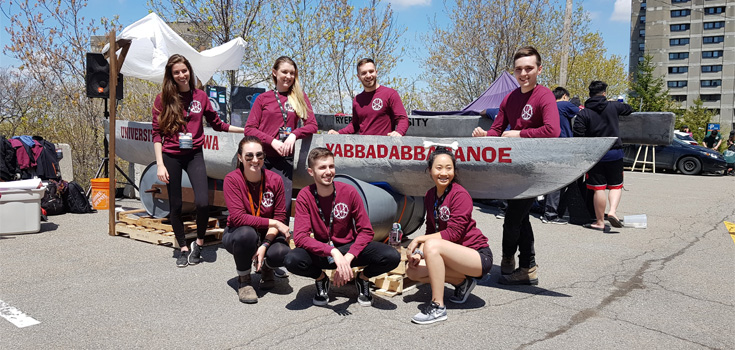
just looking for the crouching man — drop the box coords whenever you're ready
[284,147,401,306]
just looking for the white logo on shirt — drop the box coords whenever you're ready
[285,101,295,113]
[521,104,533,120]
[333,202,349,220]
[439,206,451,221]
[262,191,274,208]
[371,98,384,111]
[190,100,203,114]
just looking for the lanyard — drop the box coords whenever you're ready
[182,91,195,121]
[312,184,337,241]
[273,89,289,127]
[246,172,266,217]
[433,184,452,232]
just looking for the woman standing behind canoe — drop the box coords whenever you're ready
[244,56,318,221]
[152,54,244,268]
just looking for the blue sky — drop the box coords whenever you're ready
[1,0,632,77]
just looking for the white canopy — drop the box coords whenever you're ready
[104,13,247,84]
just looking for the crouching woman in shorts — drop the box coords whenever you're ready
[406,147,493,324]
[222,136,291,304]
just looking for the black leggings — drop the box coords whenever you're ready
[284,241,401,280]
[502,198,536,268]
[264,157,293,224]
[222,226,291,273]
[162,149,209,248]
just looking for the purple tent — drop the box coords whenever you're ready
[412,71,519,117]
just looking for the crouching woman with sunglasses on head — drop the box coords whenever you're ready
[406,147,493,324]
[222,136,292,304]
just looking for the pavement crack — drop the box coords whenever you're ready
[612,315,722,349]
[516,220,720,350]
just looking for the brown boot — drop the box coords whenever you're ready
[238,274,258,304]
[500,256,516,275]
[260,265,275,290]
[498,265,538,285]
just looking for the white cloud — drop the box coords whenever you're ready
[388,0,431,8]
[610,0,631,22]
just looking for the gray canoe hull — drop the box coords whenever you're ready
[316,112,675,145]
[110,120,615,199]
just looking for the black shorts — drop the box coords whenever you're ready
[586,159,624,190]
[475,246,493,277]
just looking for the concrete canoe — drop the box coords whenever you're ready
[316,111,675,145]
[109,120,615,199]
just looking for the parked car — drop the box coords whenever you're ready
[674,130,698,145]
[623,137,727,175]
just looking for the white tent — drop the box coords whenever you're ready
[103,13,247,84]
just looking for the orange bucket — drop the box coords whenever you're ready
[90,178,113,210]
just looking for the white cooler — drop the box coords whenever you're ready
[0,185,46,234]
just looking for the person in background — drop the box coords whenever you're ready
[703,130,722,151]
[541,87,579,225]
[152,54,244,268]
[573,81,633,231]
[222,136,292,304]
[406,147,493,325]
[680,125,693,138]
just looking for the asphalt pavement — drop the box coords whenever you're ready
[1,171,733,349]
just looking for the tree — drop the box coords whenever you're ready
[539,6,628,99]
[147,0,267,89]
[422,0,554,110]
[1,0,120,185]
[628,54,677,112]
[678,98,714,143]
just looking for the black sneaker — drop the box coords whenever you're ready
[313,276,330,306]
[411,302,447,324]
[188,241,201,265]
[448,276,477,304]
[355,273,373,307]
[547,217,568,225]
[274,267,289,278]
[176,250,189,268]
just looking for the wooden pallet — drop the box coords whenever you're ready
[114,209,225,248]
[321,246,415,297]
[369,246,417,297]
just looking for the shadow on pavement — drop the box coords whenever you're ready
[479,274,571,297]
[285,283,397,313]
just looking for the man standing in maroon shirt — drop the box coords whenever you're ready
[283,147,400,306]
[472,46,560,285]
[328,58,409,136]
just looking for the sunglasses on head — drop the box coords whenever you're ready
[243,152,265,161]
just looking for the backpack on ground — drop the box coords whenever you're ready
[63,181,95,214]
[41,179,67,216]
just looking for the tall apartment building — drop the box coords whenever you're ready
[629,0,734,130]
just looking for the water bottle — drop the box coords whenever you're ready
[389,223,402,248]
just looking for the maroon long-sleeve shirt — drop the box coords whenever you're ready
[488,85,560,138]
[338,85,409,136]
[244,90,318,157]
[424,183,489,251]
[293,182,374,257]
[152,89,231,155]
[223,168,286,229]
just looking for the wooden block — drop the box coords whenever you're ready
[388,261,406,275]
[374,288,398,297]
[116,208,146,221]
